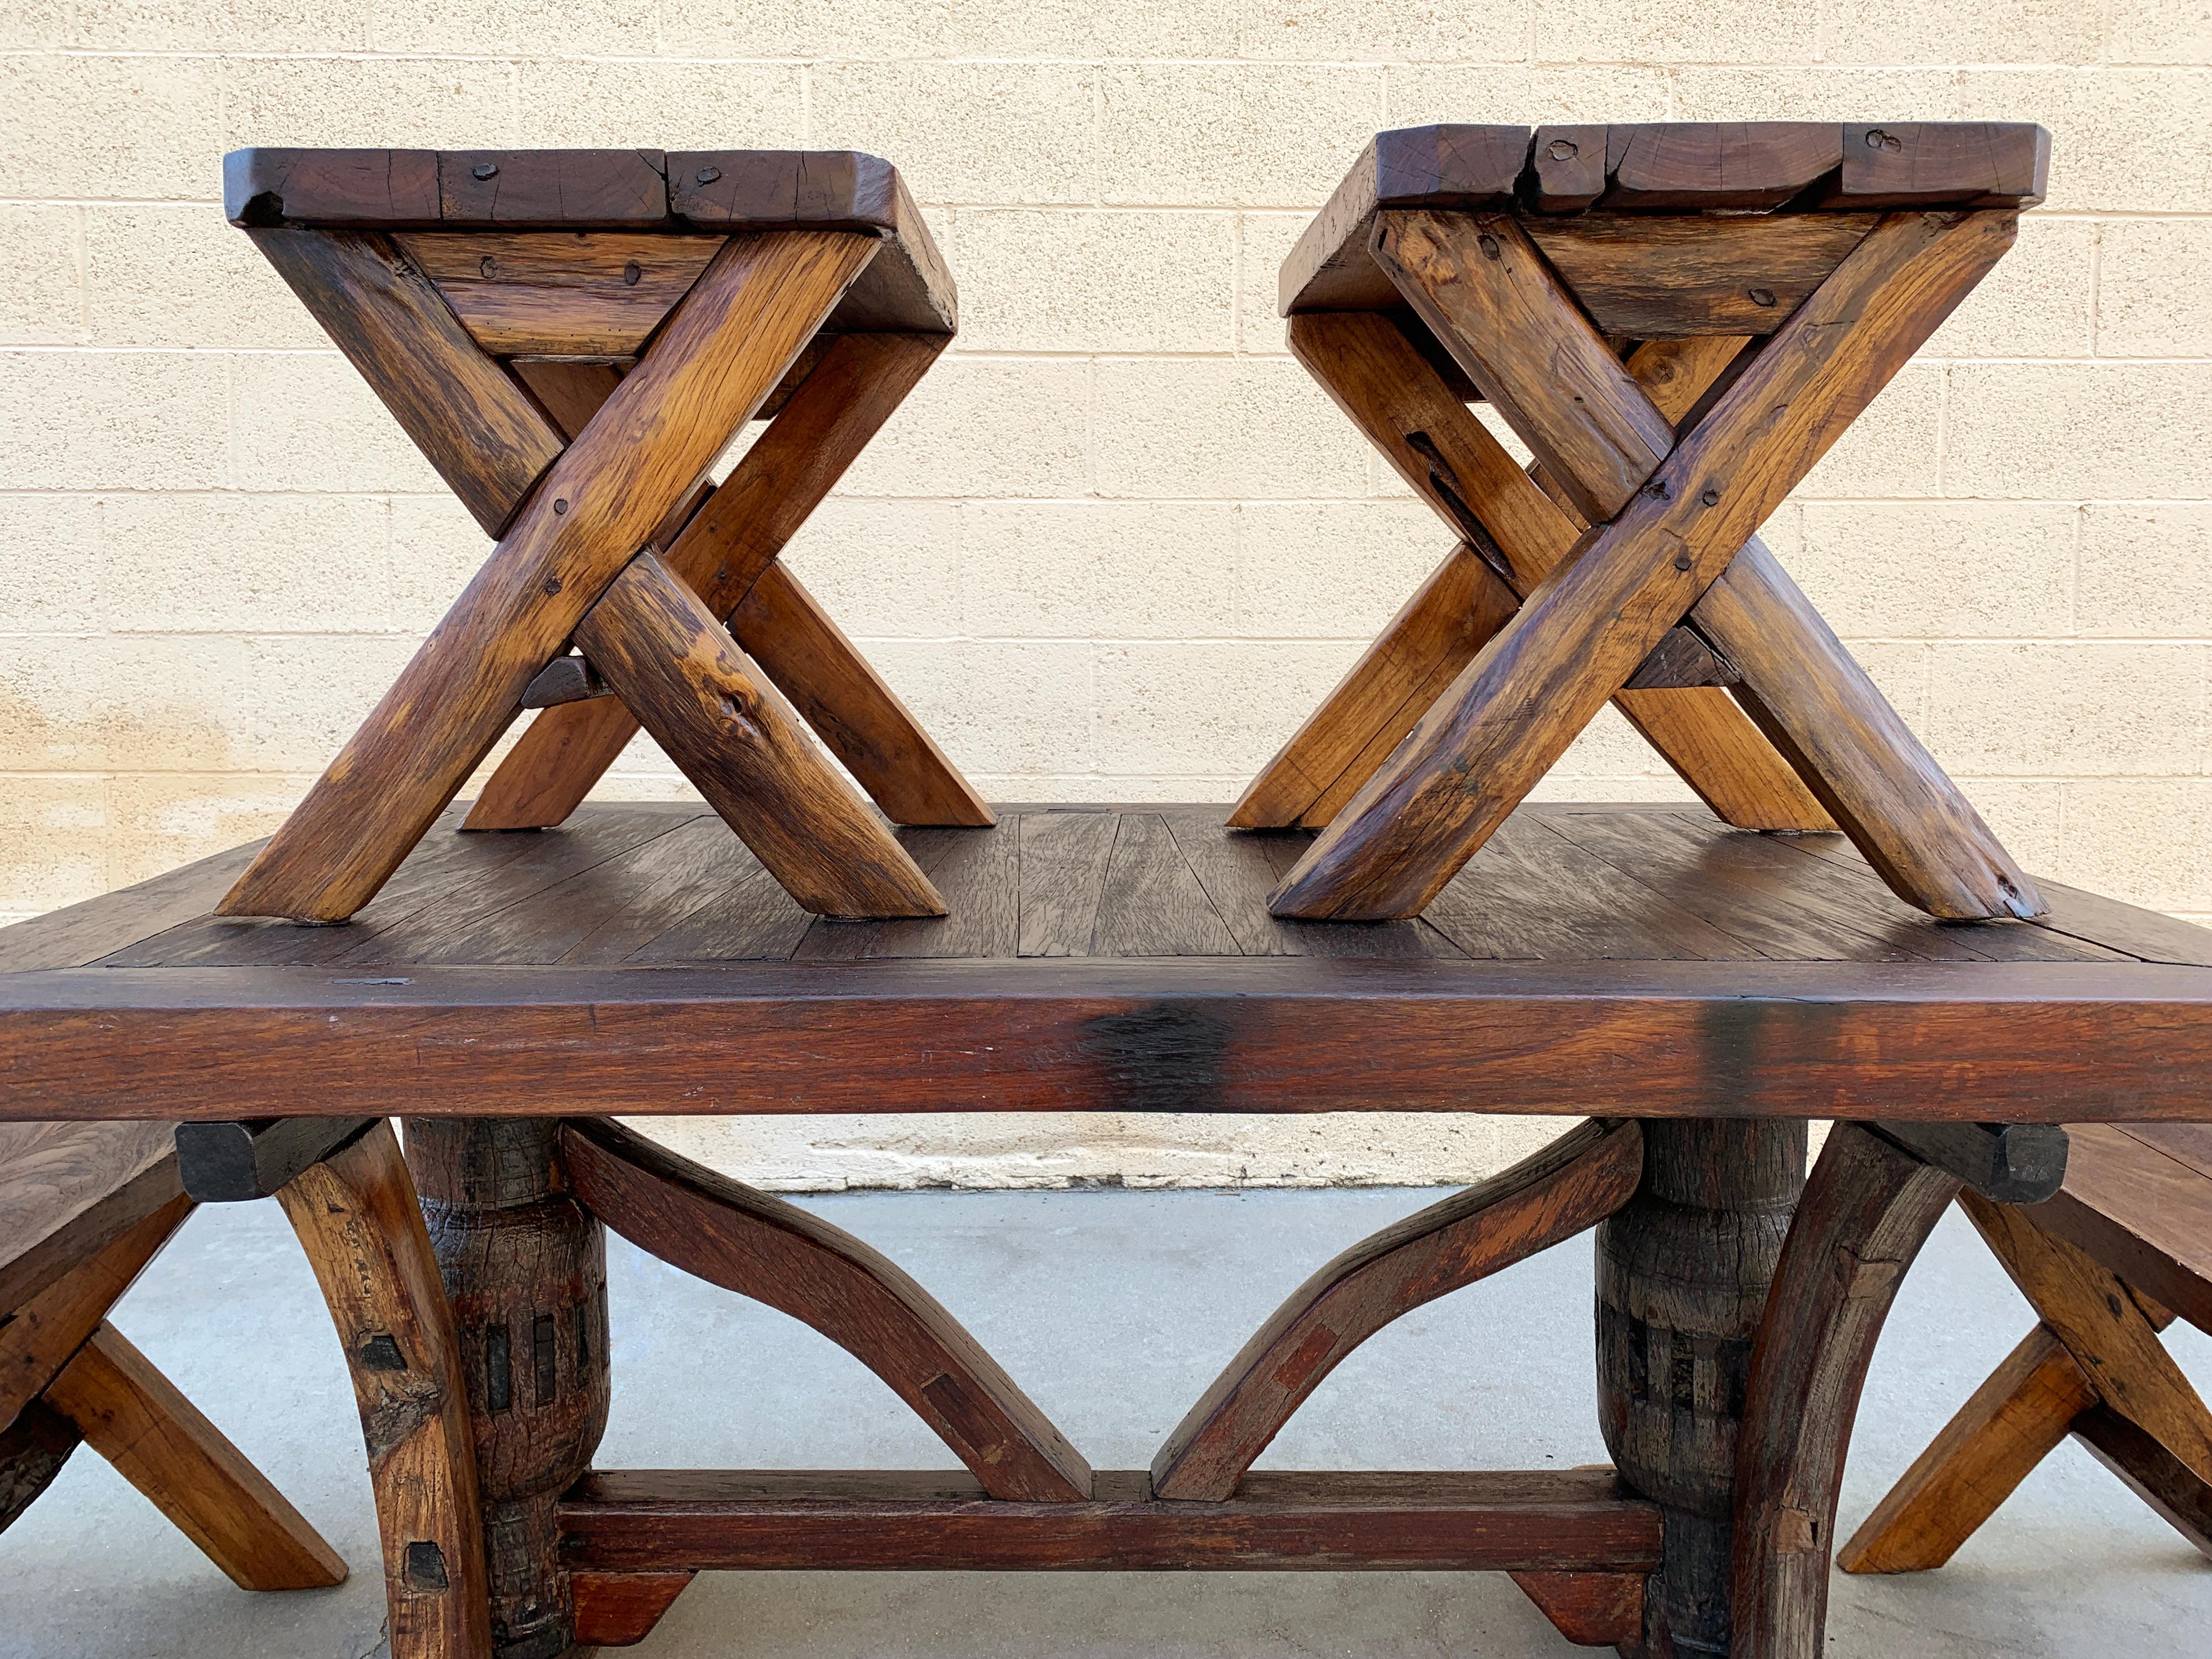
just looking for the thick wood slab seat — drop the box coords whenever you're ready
[0,1120,348,1593]
[227,147,955,335]
[215,146,984,928]
[1253,122,2047,927]
[1839,1122,2212,1574]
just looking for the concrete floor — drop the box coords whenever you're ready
[3,1184,2209,1657]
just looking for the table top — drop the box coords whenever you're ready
[3,802,2209,1126]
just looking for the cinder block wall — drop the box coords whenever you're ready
[3,6,2207,1186]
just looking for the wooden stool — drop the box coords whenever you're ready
[1841,1123,2212,1571]
[1239,122,2051,924]
[216,147,991,926]
[0,1121,347,1591]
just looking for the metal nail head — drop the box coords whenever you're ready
[1748,286,1776,307]
[1700,488,1719,506]
[1673,552,1694,572]
[552,498,568,515]
[1546,138,1579,161]
[623,260,641,286]
[471,162,498,180]
[1865,129,1903,152]
[695,165,722,184]
[1477,233,1501,260]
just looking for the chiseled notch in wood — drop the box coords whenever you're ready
[1152,1120,1642,1501]
[174,1117,380,1204]
[560,1118,1092,1502]
[1871,1122,2068,1206]
[574,552,945,919]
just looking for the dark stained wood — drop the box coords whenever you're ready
[248,228,564,536]
[438,149,667,228]
[2074,1401,2212,1560]
[518,653,605,710]
[2,1196,192,1426]
[618,861,816,965]
[508,359,626,442]
[1870,1121,2067,1205]
[1273,210,2022,921]
[561,1118,1092,1502]
[570,1570,696,1647]
[41,1322,349,1591]
[0,1121,180,1313]
[222,229,876,922]
[1732,1122,1958,1659]
[795,824,1019,962]
[395,231,722,356]
[1167,816,1457,960]
[0,840,263,974]
[406,1120,607,1658]
[1599,1120,1805,1654]
[1836,1324,2095,1575]
[1522,214,1875,338]
[577,552,943,918]
[1508,1569,1644,1647]
[12,953,2212,1124]
[0,1399,79,1535]
[1016,810,1120,957]
[2033,881,2212,967]
[1828,123,2051,210]
[1153,1119,1642,1501]
[1603,123,1844,212]
[277,1122,489,1659]
[173,1116,378,1203]
[558,1467,1660,1574]
[1528,126,1607,213]
[1089,813,1240,957]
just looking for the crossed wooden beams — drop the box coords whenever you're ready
[1240,123,2051,924]
[215,149,990,926]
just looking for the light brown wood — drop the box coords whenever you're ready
[1960,1188,2212,1488]
[278,1122,490,1659]
[1523,214,1877,338]
[223,230,876,922]
[562,1118,1090,1501]
[1273,210,2019,920]
[1,1194,190,1426]
[1835,1323,2095,1574]
[396,231,723,356]
[1152,1118,1642,1501]
[250,229,565,537]
[1373,210,1675,524]
[575,552,943,918]
[1231,311,1826,834]
[466,331,983,833]
[42,1322,348,1591]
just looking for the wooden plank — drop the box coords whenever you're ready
[437,149,667,227]
[277,1122,489,1659]
[42,1323,348,1590]
[795,824,1019,961]
[1,1196,191,1426]
[1827,123,2051,210]
[1509,1570,1643,1646]
[1238,312,1824,834]
[2029,1123,2212,1337]
[2115,1122,2212,1183]
[223,230,876,922]
[1373,210,1673,525]
[12,959,2212,1123]
[1528,126,1606,213]
[1523,214,1876,338]
[0,840,263,974]
[1165,817,1456,959]
[1091,813,1241,957]
[467,333,972,832]
[571,1571,696,1647]
[2033,881,2212,967]
[0,1121,179,1313]
[1420,815,1760,962]
[1733,1122,1961,1659]
[558,1467,1660,1574]
[1960,1187,2212,1488]
[1603,123,1845,211]
[1836,1324,2095,1574]
[1274,209,2020,921]
[576,552,943,918]
[562,1119,1091,1501]
[247,229,564,536]
[1871,1122,2067,1204]
[224,148,441,226]
[395,231,721,356]
[1016,811,1119,957]
[1154,1119,1642,1499]
[618,865,815,965]
[2073,1401,2212,1559]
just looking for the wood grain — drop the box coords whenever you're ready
[2031,1122,2212,1333]
[1,1195,191,1426]
[1274,210,2020,920]
[1523,213,1875,338]
[1152,1118,1642,1500]
[42,1322,349,1590]
[1508,1569,1643,1647]
[395,230,721,355]
[1603,123,1845,212]
[575,552,943,918]
[278,1122,490,1659]
[1732,1121,1959,1659]
[222,229,875,921]
[558,1467,1660,1574]
[562,1118,1092,1502]
[1827,123,2051,210]
[571,1570,696,1647]
[0,1121,180,1313]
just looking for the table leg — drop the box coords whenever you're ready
[407,1120,609,1659]
[1596,1120,1806,1656]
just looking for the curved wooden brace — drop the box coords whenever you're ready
[560,1118,1092,1502]
[1151,1118,1644,1502]
[1731,1121,1960,1659]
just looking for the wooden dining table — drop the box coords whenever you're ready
[3,799,2211,1659]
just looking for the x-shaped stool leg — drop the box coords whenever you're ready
[221,219,978,924]
[1269,207,2042,923]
